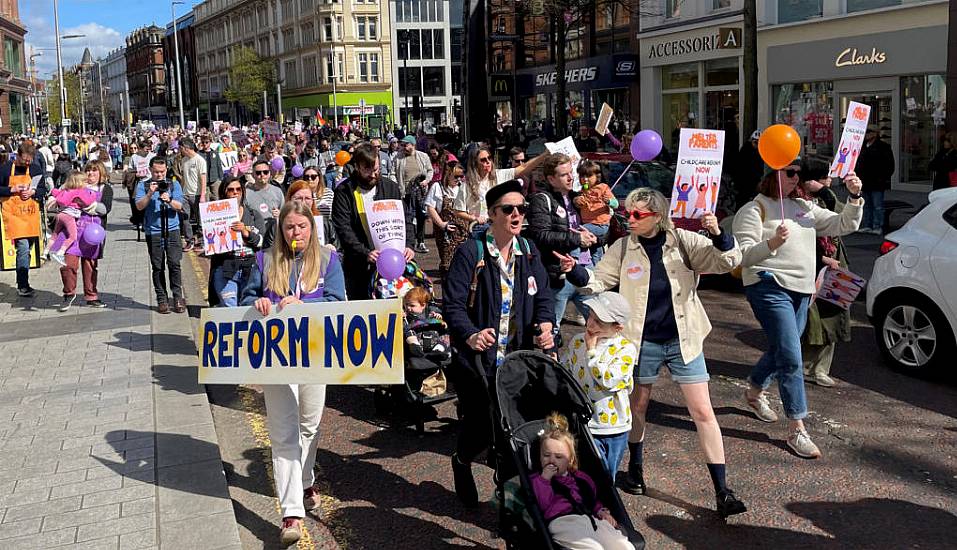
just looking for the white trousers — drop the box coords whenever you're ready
[548,515,636,550]
[262,384,327,518]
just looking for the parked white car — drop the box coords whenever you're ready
[866,187,957,375]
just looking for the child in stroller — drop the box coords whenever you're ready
[531,412,635,550]
[403,286,451,364]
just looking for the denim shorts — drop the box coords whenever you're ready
[636,338,710,385]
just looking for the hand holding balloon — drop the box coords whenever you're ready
[375,248,406,280]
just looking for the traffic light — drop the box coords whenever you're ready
[412,95,421,121]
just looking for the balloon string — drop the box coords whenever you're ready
[776,170,786,222]
[610,160,635,191]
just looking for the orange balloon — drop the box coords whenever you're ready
[757,124,802,170]
[335,151,351,166]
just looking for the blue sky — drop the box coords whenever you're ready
[22,0,203,78]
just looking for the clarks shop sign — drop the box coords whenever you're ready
[767,26,945,84]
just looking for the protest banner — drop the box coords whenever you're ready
[220,151,238,172]
[199,198,243,256]
[231,129,248,147]
[595,103,614,136]
[545,136,583,189]
[262,120,282,141]
[212,121,222,134]
[365,199,406,252]
[829,101,871,178]
[198,299,404,385]
[669,128,725,220]
[814,266,865,310]
[187,120,197,132]
[0,204,42,271]
[293,121,303,135]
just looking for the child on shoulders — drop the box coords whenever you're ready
[573,161,618,263]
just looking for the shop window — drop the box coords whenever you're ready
[713,0,731,9]
[901,74,946,184]
[777,0,822,24]
[706,58,738,86]
[663,92,699,153]
[666,0,681,18]
[423,67,445,96]
[591,89,632,137]
[847,0,900,13]
[399,66,422,96]
[771,81,833,165]
[450,28,464,62]
[661,63,698,90]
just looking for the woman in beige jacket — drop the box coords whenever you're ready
[560,188,745,519]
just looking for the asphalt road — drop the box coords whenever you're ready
[192,235,957,550]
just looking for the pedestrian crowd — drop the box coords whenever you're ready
[1,118,880,548]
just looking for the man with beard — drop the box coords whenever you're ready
[332,143,416,300]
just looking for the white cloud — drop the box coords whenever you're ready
[25,19,125,80]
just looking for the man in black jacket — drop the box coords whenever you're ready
[524,153,596,332]
[856,124,895,234]
[199,137,224,201]
[442,179,554,507]
[732,130,764,207]
[331,143,415,300]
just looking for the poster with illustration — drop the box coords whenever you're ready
[199,198,243,255]
[813,266,866,310]
[669,128,725,220]
[829,101,871,178]
[365,200,406,252]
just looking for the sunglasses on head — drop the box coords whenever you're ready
[782,168,801,178]
[497,203,528,216]
[255,169,270,175]
[628,209,657,221]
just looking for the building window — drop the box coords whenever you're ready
[666,0,681,18]
[301,0,315,9]
[301,22,315,45]
[356,16,377,40]
[303,55,318,86]
[450,65,461,95]
[777,0,823,24]
[846,0,900,12]
[284,60,298,88]
[422,29,433,59]
[771,81,834,166]
[450,28,463,63]
[324,18,333,41]
[423,66,444,96]
[409,29,421,60]
[433,29,444,58]
[282,28,296,51]
[713,0,731,9]
[398,66,422,96]
[370,53,379,82]
[325,52,344,83]
[901,74,946,184]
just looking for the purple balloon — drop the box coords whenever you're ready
[270,156,285,172]
[80,223,106,247]
[376,248,406,280]
[291,164,304,178]
[630,130,663,162]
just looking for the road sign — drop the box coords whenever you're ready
[62,118,72,128]
[359,98,366,108]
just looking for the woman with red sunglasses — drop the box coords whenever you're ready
[560,187,746,519]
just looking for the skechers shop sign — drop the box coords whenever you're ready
[535,67,598,87]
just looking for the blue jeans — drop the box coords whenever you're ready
[211,264,247,307]
[862,190,884,231]
[744,273,810,420]
[594,432,629,477]
[636,338,710,385]
[553,278,590,328]
[582,222,609,263]
[14,238,32,290]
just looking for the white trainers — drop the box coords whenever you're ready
[58,294,76,313]
[787,428,822,458]
[810,374,836,387]
[745,389,778,423]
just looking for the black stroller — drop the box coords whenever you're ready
[492,350,645,549]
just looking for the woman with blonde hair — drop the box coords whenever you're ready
[239,201,345,546]
[561,187,746,518]
[454,145,546,235]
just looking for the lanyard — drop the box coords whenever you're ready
[353,187,374,244]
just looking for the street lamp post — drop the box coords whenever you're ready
[53,0,67,147]
[171,1,186,129]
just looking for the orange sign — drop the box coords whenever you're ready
[1,196,41,240]
[688,132,720,150]
[851,105,869,122]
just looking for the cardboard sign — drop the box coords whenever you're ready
[669,128,725,219]
[365,199,406,252]
[220,151,238,171]
[814,266,865,310]
[294,121,303,135]
[187,121,197,132]
[314,215,326,246]
[199,198,243,255]
[198,299,405,385]
[0,196,41,240]
[212,121,223,134]
[231,129,248,147]
[829,101,871,178]
[595,103,613,136]
[262,120,282,141]
[545,136,583,189]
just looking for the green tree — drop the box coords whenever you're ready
[45,72,82,128]
[224,46,273,116]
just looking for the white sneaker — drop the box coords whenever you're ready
[787,428,822,458]
[810,374,836,387]
[58,294,76,312]
[745,389,779,423]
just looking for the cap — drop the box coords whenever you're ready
[750,130,762,141]
[582,292,631,325]
[485,179,524,210]
[401,135,416,144]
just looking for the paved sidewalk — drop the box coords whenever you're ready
[0,187,241,549]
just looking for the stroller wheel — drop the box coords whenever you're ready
[373,388,393,416]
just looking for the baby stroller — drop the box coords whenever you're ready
[370,259,458,432]
[493,350,645,550]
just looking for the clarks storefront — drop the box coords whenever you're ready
[764,25,947,190]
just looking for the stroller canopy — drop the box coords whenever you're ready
[495,351,593,434]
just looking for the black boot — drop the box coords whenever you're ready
[716,489,747,518]
[620,464,646,495]
[451,453,478,507]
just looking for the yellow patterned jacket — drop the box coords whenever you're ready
[560,333,636,435]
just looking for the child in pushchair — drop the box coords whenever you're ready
[493,350,644,550]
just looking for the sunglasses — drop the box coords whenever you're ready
[497,203,528,216]
[225,186,243,194]
[255,170,270,175]
[628,210,657,221]
[304,174,320,180]
[478,156,492,164]
[782,169,801,178]
[512,158,526,164]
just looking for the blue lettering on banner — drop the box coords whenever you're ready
[249,319,265,369]
[368,314,397,369]
[264,319,287,367]
[232,321,248,368]
[347,315,368,366]
[325,315,345,369]
[202,321,217,367]
[287,317,310,367]
[218,322,233,368]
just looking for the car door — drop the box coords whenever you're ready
[930,202,957,331]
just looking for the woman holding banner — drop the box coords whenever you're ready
[558,188,746,519]
[732,164,863,459]
[239,201,345,546]
[206,175,266,307]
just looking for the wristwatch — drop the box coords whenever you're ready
[848,191,862,200]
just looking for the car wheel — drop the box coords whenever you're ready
[875,296,955,375]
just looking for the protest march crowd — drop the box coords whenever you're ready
[0,114,874,548]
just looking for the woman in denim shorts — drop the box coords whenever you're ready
[562,188,747,519]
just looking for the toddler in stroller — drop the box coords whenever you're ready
[531,412,635,550]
